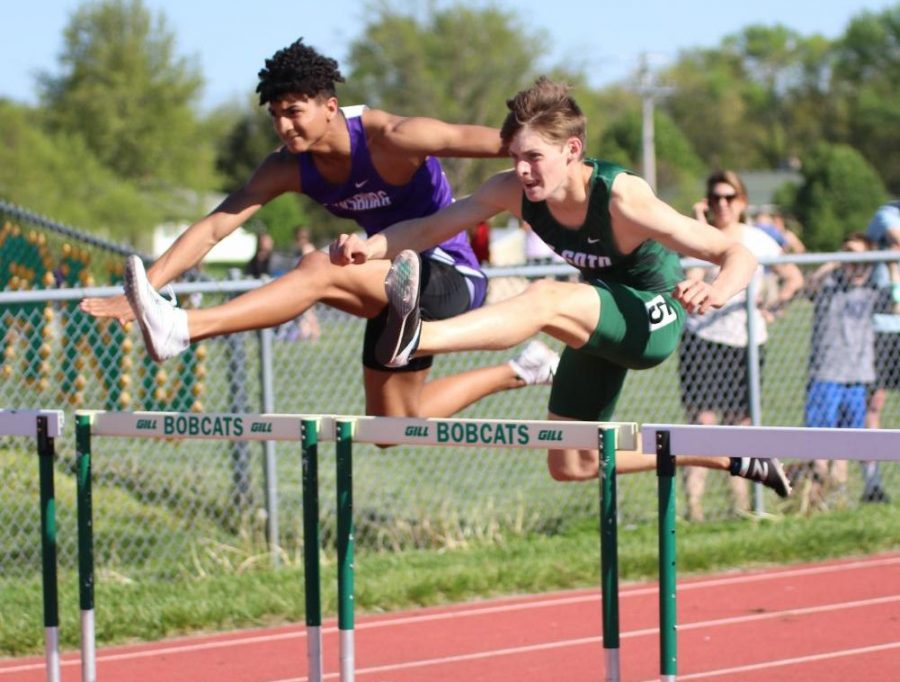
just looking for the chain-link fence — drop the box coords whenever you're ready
[1,202,897,584]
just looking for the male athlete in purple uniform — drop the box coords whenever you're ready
[80,38,558,419]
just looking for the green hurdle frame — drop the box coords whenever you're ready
[333,416,637,682]
[642,422,900,681]
[0,409,65,682]
[74,410,335,682]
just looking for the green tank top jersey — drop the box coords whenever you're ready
[521,159,683,293]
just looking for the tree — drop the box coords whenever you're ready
[0,100,160,241]
[599,109,705,212]
[212,98,280,194]
[37,0,217,205]
[789,143,887,252]
[342,1,547,196]
[663,25,837,171]
[831,5,900,193]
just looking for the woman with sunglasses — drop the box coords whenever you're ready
[677,170,803,520]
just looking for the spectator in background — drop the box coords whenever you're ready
[862,201,900,502]
[754,205,806,255]
[754,205,806,314]
[678,171,804,521]
[293,225,317,262]
[800,233,882,505]
[287,225,321,341]
[244,231,276,278]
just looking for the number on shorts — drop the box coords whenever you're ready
[646,295,678,331]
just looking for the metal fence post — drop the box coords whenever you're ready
[745,274,764,512]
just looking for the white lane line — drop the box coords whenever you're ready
[638,641,900,681]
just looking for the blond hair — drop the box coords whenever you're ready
[500,77,586,152]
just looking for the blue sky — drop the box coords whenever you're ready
[4,0,895,111]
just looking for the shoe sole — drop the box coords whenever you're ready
[124,255,164,363]
[376,251,421,367]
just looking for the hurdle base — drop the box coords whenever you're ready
[604,648,620,681]
[81,609,96,682]
[44,626,60,682]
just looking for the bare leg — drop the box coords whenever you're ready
[187,251,391,340]
[417,279,601,354]
[363,364,526,418]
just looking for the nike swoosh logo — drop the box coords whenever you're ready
[586,237,601,244]
[354,180,368,188]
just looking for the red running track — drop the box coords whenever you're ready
[2,553,899,681]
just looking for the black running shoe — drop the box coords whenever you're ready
[732,457,792,498]
[861,486,891,504]
[375,250,423,368]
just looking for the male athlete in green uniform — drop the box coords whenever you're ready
[329,77,791,497]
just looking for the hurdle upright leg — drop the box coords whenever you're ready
[301,419,323,682]
[36,415,61,682]
[336,420,355,682]
[75,414,96,682]
[599,427,620,681]
[655,430,677,681]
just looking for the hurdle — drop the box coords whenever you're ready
[334,415,638,682]
[642,423,900,681]
[73,410,335,682]
[0,409,66,682]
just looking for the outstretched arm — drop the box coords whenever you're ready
[80,151,296,322]
[368,109,506,158]
[330,171,520,265]
[610,174,757,315]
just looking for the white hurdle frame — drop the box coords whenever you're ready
[0,409,66,682]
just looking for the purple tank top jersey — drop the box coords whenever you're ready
[297,109,480,272]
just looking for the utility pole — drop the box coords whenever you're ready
[637,53,671,194]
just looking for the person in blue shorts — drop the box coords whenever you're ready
[330,77,792,497]
[79,38,559,421]
[801,233,883,501]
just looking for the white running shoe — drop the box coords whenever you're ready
[509,340,560,386]
[124,255,190,362]
[375,250,423,368]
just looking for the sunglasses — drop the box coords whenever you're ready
[708,192,740,204]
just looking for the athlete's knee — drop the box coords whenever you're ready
[523,279,566,317]
[547,449,598,481]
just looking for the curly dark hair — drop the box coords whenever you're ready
[256,38,345,105]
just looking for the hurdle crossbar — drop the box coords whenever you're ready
[1,410,65,682]
[0,409,64,438]
[348,415,638,450]
[82,410,335,442]
[641,423,900,461]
